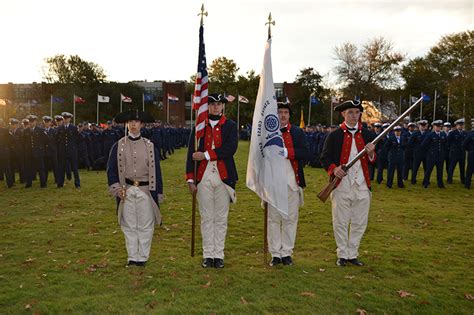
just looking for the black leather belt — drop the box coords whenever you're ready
[125,178,149,186]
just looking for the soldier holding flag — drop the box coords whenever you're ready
[186,93,238,269]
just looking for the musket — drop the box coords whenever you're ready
[317,96,424,202]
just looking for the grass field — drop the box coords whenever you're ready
[0,141,473,314]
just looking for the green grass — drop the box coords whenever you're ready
[0,141,473,314]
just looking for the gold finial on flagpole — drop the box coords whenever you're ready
[266,13,275,39]
[198,4,208,25]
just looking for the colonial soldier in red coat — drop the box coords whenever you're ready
[186,93,238,269]
[320,100,376,267]
[269,101,309,267]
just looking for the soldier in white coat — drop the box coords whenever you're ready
[107,110,163,267]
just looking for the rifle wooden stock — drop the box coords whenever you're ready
[317,97,424,203]
[317,175,340,202]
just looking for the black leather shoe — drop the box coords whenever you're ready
[201,258,214,268]
[281,256,293,266]
[270,257,281,266]
[136,261,146,267]
[348,258,364,266]
[336,258,347,267]
[127,260,137,267]
[438,184,445,188]
[214,258,224,269]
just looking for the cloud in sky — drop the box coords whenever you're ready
[0,0,471,84]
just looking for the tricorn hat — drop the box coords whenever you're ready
[208,93,228,104]
[114,109,155,123]
[334,100,364,113]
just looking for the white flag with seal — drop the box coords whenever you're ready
[246,38,288,216]
[98,95,110,103]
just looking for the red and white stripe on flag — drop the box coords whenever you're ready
[193,73,208,139]
[121,94,132,103]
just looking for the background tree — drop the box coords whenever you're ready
[333,37,405,100]
[292,67,329,126]
[208,56,239,94]
[42,54,107,85]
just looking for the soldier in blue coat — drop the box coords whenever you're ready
[463,128,474,189]
[0,119,13,187]
[42,116,59,184]
[403,122,416,180]
[370,122,382,180]
[409,120,429,184]
[376,122,390,184]
[102,121,120,160]
[23,115,47,188]
[149,122,165,160]
[56,112,81,188]
[8,118,26,184]
[447,118,466,184]
[421,120,447,188]
[385,126,406,188]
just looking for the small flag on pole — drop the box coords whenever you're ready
[226,94,236,102]
[300,108,305,129]
[238,95,249,103]
[74,95,86,103]
[144,93,154,102]
[52,96,65,103]
[121,94,132,103]
[310,95,320,105]
[98,95,110,103]
[422,93,431,102]
[167,93,179,102]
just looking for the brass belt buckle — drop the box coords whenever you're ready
[133,180,139,187]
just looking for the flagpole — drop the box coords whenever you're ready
[167,94,170,124]
[190,93,193,127]
[447,88,450,122]
[73,94,76,125]
[237,95,240,132]
[264,202,268,266]
[120,95,123,113]
[142,93,145,112]
[96,94,99,124]
[420,92,423,120]
[463,89,466,119]
[50,94,53,117]
[433,89,437,121]
[308,95,311,126]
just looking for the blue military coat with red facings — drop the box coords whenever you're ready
[281,123,309,188]
[186,116,238,189]
[320,123,377,189]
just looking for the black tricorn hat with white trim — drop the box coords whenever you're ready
[208,93,228,104]
[334,100,364,112]
[114,109,155,123]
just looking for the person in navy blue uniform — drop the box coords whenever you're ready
[385,125,406,188]
[0,119,14,187]
[102,121,120,160]
[402,122,416,180]
[186,93,238,269]
[23,115,47,188]
[443,122,452,173]
[369,122,382,180]
[409,120,429,184]
[77,123,92,170]
[376,122,390,184]
[463,128,474,189]
[8,118,26,184]
[56,112,81,188]
[149,122,166,160]
[422,120,447,188]
[42,116,59,184]
[89,123,103,163]
[447,118,466,184]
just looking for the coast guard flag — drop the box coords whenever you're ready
[246,38,288,216]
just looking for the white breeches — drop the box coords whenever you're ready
[330,184,370,259]
[197,167,230,259]
[121,186,155,262]
[267,187,301,258]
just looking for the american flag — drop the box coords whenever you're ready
[193,24,208,139]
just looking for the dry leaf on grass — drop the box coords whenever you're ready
[201,281,211,288]
[319,268,326,272]
[356,308,367,315]
[300,291,315,297]
[465,293,474,300]
[145,301,158,309]
[398,290,414,298]
[240,297,248,305]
